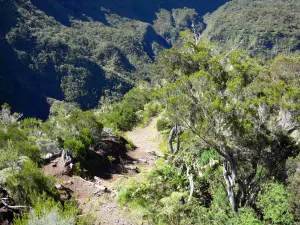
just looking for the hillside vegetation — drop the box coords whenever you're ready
[202,0,300,58]
[2,1,300,224]
[117,37,300,224]
[0,0,226,118]
[1,34,300,224]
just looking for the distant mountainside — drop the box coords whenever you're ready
[0,0,226,118]
[202,0,300,58]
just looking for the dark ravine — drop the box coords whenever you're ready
[0,0,227,119]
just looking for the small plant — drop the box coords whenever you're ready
[141,101,163,126]
[64,140,86,159]
[124,136,135,151]
[108,156,116,163]
[73,162,86,177]
[125,143,134,151]
[156,118,172,131]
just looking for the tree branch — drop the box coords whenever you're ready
[186,165,194,202]
[1,199,27,210]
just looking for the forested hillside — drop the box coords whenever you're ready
[1,35,300,224]
[0,0,226,118]
[2,0,300,119]
[1,1,300,224]
[202,0,300,58]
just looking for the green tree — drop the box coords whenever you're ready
[158,42,300,212]
[0,140,20,175]
[64,140,86,159]
[257,182,294,224]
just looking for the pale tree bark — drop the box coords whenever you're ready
[223,159,238,212]
[222,153,260,212]
[1,199,26,210]
[191,23,200,45]
[186,165,194,202]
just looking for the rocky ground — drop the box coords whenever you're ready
[43,118,161,225]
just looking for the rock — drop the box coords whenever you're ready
[64,180,73,185]
[45,153,53,159]
[138,159,148,163]
[55,183,63,190]
[124,165,140,173]
[95,184,108,192]
[124,165,137,170]
[54,183,73,201]
[94,176,102,182]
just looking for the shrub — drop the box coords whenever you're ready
[141,101,163,125]
[6,161,59,205]
[13,194,92,225]
[199,149,218,167]
[257,182,294,224]
[17,142,41,163]
[104,103,137,131]
[79,128,94,147]
[73,162,86,177]
[124,136,134,151]
[156,118,172,131]
[17,208,75,225]
[118,159,189,223]
[158,137,170,156]
[64,140,86,159]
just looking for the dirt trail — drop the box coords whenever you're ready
[44,117,161,225]
[125,117,162,164]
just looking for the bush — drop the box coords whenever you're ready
[72,162,86,177]
[140,101,163,126]
[159,137,170,156]
[104,103,137,131]
[14,194,94,225]
[17,142,41,163]
[6,161,59,205]
[64,140,86,159]
[16,208,75,225]
[199,149,218,167]
[156,118,172,131]
[257,182,294,224]
[118,159,190,223]
[79,128,94,147]
[124,136,134,151]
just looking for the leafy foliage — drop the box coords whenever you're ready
[0,102,102,223]
[6,161,59,205]
[0,0,223,118]
[257,182,294,224]
[117,36,300,224]
[98,85,161,131]
[14,194,93,225]
[202,0,300,58]
[156,118,172,131]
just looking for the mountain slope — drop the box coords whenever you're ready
[202,0,300,58]
[0,0,226,118]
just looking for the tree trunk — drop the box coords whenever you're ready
[186,166,194,202]
[168,124,180,154]
[223,160,238,212]
[168,126,176,154]
[223,157,259,212]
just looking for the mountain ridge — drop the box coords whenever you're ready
[0,0,227,118]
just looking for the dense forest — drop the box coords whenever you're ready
[0,0,226,118]
[202,0,300,58]
[1,0,300,224]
